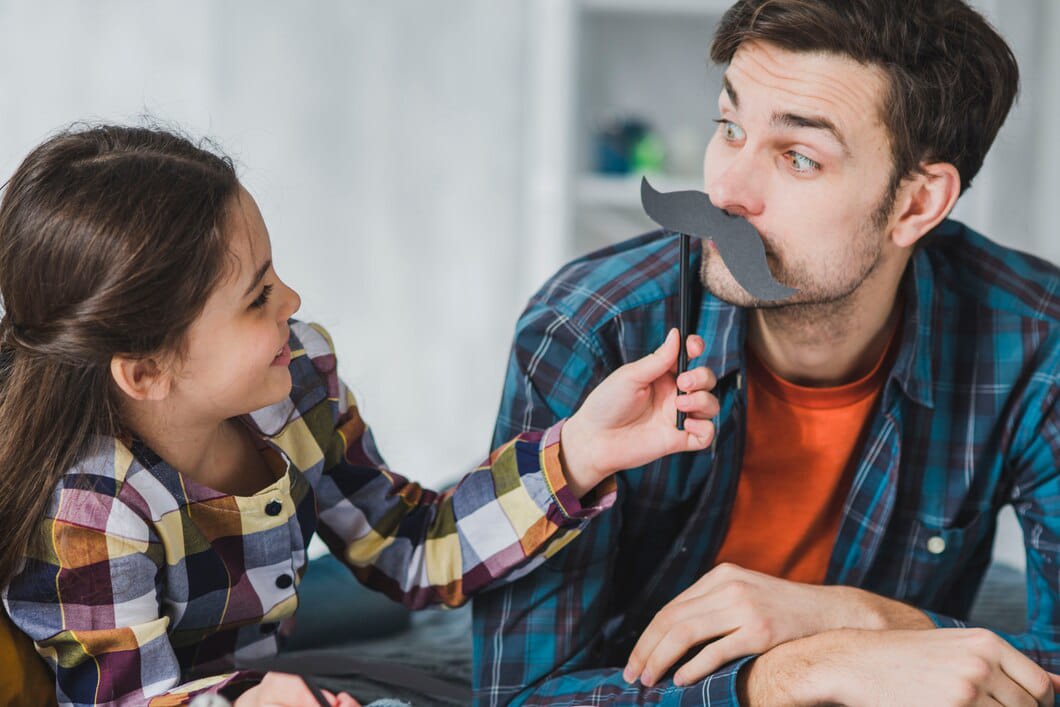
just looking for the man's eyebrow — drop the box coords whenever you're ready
[772,112,851,156]
[722,75,739,108]
[243,259,271,296]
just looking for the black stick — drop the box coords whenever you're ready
[677,232,690,430]
[302,676,333,707]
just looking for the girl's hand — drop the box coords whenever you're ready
[560,328,718,497]
[234,672,361,707]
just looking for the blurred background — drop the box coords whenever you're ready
[1,0,1056,569]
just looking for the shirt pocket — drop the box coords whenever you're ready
[894,508,993,606]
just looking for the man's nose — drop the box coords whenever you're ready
[706,149,765,218]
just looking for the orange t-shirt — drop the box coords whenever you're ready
[713,334,896,585]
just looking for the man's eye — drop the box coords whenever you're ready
[713,118,745,142]
[250,284,273,309]
[786,151,821,174]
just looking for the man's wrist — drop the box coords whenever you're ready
[737,630,856,706]
[831,586,934,631]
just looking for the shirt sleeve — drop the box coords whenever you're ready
[926,380,1060,676]
[2,477,257,706]
[299,322,616,610]
[473,518,755,706]
[473,306,752,706]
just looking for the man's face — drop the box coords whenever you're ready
[702,40,898,308]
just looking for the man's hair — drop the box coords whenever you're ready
[711,0,1019,195]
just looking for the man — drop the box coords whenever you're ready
[473,1,1060,705]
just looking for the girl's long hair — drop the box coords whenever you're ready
[0,124,238,586]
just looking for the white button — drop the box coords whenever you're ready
[927,536,946,554]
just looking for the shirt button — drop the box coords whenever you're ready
[927,536,946,554]
[265,500,282,516]
[275,574,293,589]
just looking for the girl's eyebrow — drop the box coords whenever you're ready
[243,259,271,296]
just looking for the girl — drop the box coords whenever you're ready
[0,125,717,706]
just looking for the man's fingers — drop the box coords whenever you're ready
[639,612,738,687]
[626,600,703,681]
[986,673,1037,707]
[672,631,756,687]
[627,600,732,684]
[995,637,1053,706]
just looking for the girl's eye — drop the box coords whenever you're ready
[250,284,273,309]
[713,118,745,142]
[786,150,821,174]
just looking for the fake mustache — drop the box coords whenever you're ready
[640,177,798,302]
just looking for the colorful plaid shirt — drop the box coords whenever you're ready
[2,320,616,706]
[473,220,1060,706]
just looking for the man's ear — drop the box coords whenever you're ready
[110,354,172,401]
[889,162,961,249]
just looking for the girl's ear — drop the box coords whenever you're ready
[110,355,172,401]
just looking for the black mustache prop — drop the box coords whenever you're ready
[639,177,798,428]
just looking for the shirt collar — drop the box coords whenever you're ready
[889,238,937,409]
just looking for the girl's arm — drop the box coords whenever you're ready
[2,472,257,706]
[291,322,714,609]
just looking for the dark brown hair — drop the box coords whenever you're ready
[711,0,1019,194]
[0,125,238,586]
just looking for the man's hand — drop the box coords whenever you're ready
[744,628,1055,707]
[560,328,719,497]
[624,563,933,687]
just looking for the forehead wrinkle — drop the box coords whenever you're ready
[727,42,887,153]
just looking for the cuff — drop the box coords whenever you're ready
[150,671,261,706]
[678,655,757,706]
[922,609,968,629]
[538,419,617,523]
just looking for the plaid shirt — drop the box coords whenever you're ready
[473,220,1060,706]
[2,320,615,706]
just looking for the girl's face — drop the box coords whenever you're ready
[168,186,302,423]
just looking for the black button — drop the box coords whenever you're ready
[265,500,282,516]
[275,574,293,589]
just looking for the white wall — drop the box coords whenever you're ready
[0,0,532,489]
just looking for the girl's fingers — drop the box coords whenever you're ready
[677,366,716,393]
[685,334,706,360]
[680,418,714,446]
[675,391,720,418]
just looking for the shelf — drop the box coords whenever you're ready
[577,173,702,209]
[579,0,732,16]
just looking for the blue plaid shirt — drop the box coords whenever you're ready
[473,219,1060,706]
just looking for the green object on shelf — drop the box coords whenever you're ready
[631,132,666,173]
